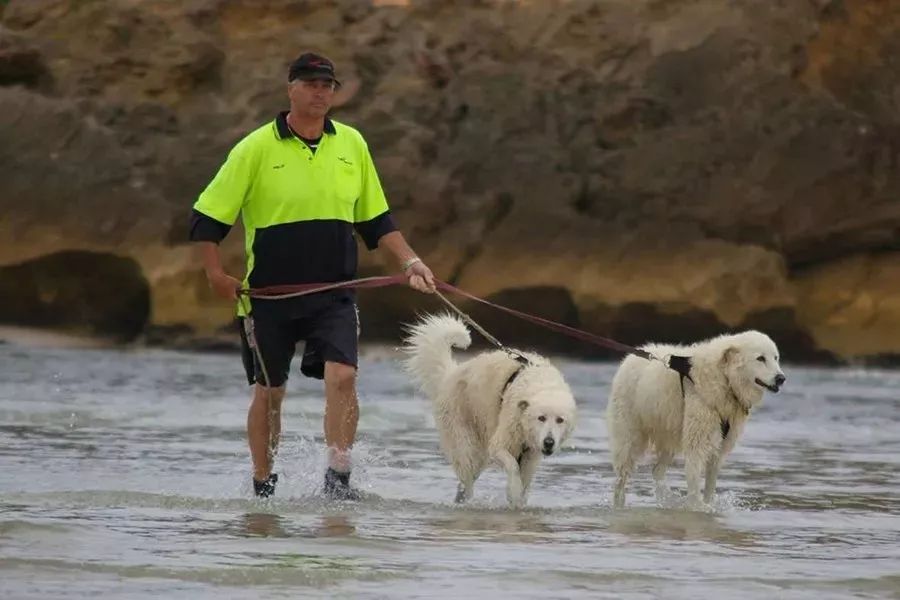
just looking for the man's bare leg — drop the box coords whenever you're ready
[248,384,285,481]
[323,361,359,498]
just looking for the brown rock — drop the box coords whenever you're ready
[794,252,900,359]
[1,0,898,364]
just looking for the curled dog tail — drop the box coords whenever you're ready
[402,313,471,399]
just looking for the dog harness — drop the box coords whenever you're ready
[499,353,531,404]
[497,353,534,466]
[516,444,530,466]
[679,370,749,441]
[719,386,751,439]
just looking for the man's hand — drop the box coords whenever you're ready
[405,260,436,293]
[206,269,243,299]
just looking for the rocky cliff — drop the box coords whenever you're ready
[1,0,898,363]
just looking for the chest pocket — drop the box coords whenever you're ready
[333,157,361,206]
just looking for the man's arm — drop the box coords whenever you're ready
[194,241,242,299]
[353,137,435,293]
[377,230,436,293]
[189,141,255,300]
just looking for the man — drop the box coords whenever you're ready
[189,52,435,500]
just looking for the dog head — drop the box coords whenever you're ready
[720,331,786,402]
[517,392,577,457]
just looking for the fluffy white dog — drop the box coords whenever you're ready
[403,314,577,508]
[606,330,785,509]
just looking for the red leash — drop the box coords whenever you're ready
[434,281,653,360]
[245,274,407,298]
[243,276,658,363]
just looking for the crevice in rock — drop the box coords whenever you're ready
[0,31,52,91]
[0,250,150,341]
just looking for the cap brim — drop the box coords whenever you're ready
[291,73,340,86]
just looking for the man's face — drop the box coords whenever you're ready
[288,78,336,118]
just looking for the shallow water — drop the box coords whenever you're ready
[1,341,898,599]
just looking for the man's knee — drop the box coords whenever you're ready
[325,362,357,395]
[253,384,286,406]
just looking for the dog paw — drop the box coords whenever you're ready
[506,481,525,509]
[654,486,680,506]
[507,496,526,509]
[685,495,713,512]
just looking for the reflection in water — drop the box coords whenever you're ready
[240,512,289,538]
[314,514,356,538]
[428,509,553,541]
[606,508,759,548]
[238,512,356,539]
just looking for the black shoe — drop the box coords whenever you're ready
[253,473,278,498]
[323,468,361,501]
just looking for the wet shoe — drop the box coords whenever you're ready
[253,473,278,498]
[323,468,361,501]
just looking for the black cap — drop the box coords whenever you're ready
[288,52,340,86]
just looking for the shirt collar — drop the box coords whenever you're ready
[274,111,336,140]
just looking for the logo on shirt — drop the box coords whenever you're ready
[272,164,285,169]
[337,157,353,167]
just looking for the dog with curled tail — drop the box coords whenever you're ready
[403,313,577,508]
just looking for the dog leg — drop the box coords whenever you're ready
[455,480,473,503]
[704,454,722,503]
[453,460,482,504]
[518,450,541,503]
[652,450,674,505]
[492,449,525,508]
[445,429,485,504]
[685,441,719,510]
[684,428,715,508]
[611,435,646,509]
[704,424,740,503]
[683,396,719,509]
[684,450,707,509]
[613,466,630,509]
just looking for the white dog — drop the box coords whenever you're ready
[403,314,577,508]
[606,330,785,509]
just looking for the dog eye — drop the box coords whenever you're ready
[537,415,546,422]
[756,356,766,363]
[555,417,564,424]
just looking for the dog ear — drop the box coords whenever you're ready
[720,346,739,366]
[518,400,529,411]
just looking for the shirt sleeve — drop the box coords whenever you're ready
[189,209,232,243]
[192,142,255,230]
[353,141,397,249]
[354,211,397,250]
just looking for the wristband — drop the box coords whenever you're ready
[402,257,421,272]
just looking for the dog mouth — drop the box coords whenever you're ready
[755,378,780,393]
[541,448,554,457]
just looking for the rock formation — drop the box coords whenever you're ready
[1,0,898,363]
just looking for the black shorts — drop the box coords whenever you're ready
[238,292,359,387]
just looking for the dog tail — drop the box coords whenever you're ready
[402,313,471,399]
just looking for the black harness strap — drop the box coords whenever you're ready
[501,355,533,467]
[516,444,530,466]
[720,386,749,440]
[669,354,735,440]
[500,353,531,405]
[720,419,731,439]
[666,354,694,397]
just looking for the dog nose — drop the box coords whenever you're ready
[775,374,786,386]
[542,437,555,452]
